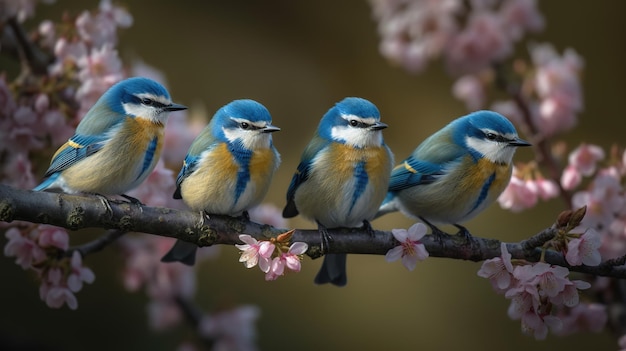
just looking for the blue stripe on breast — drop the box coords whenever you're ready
[138,136,158,180]
[229,145,253,204]
[349,161,368,215]
[470,172,496,214]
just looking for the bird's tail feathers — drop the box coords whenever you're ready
[33,173,60,192]
[161,240,197,266]
[374,192,398,219]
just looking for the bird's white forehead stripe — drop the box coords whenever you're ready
[134,92,171,105]
[341,114,377,125]
[230,117,267,128]
[481,128,517,140]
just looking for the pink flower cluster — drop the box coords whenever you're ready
[498,165,560,212]
[39,251,95,310]
[4,224,95,309]
[119,234,199,330]
[0,0,55,22]
[385,222,429,271]
[41,0,132,118]
[478,243,605,339]
[491,43,584,138]
[199,305,260,351]
[561,144,626,261]
[0,76,72,189]
[236,234,308,281]
[370,0,544,75]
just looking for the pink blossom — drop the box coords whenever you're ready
[561,165,582,191]
[38,19,56,48]
[531,43,584,137]
[37,225,69,250]
[444,11,512,75]
[75,0,133,48]
[0,0,48,22]
[39,267,78,310]
[568,143,605,177]
[42,284,78,310]
[506,279,540,320]
[371,0,461,73]
[565,229,602,266]
[4,227,46,269]
[549,279,590,307]
[199,305,260,351]
[385,222,429,271]
[119,235,198,298]
[491,99,524,127]
[477,242,514,292]
[498,0,544,40]
[520,310,562,340]
[530,263,570,298]
[236,235,275,272]
[452,74,485,110]
[42,109,75,145]
[147,300,182,331]
[2,152,36,189]
[619,334,626,350]
[498,173,538,212]
[554,303,607,336]
[534,177,559,201]
[572,171,624,231]
[67,251,95,292]
[603,219,626,260]
[265,242,308,281]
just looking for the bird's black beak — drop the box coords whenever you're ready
[165,103,188,112]
[370,121,388,130]
[509,137,531,147]
[262,124,281,133]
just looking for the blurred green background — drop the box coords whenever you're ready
[2,0,625,350]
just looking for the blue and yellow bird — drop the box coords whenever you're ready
[283,97,393,286]
[162,99,281,265]
[376,110,530,236]
[34,77,187,196]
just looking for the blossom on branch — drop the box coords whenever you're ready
[385,222,429,271]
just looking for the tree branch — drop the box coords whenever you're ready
[1,184,624,278]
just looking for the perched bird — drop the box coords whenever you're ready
[376,110,531,236]
[34,77,187,196]
[283,97,393,286]
[162,99,281,265]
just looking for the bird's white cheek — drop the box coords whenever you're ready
[330,126,383,148]
[222,128,271,150]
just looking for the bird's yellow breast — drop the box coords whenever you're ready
[61,117,164,194]
[181,143,276,214]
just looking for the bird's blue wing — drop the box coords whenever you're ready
[43,103,128,177]
[173,153,201,199]
[172,126,218,199]
[43,133,110,177]
[388,128,466,192]
[283,136,329,218]
[387,156,444,191]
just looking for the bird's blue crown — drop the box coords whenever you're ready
[211,99,272,140]
[101,77,172,115]
[317,97,380,140]
[451,110,518,145]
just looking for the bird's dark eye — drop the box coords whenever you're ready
[240,122,250,129]
[141,98,153,106]
[349,120,359,127]
[486,132,498,141]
